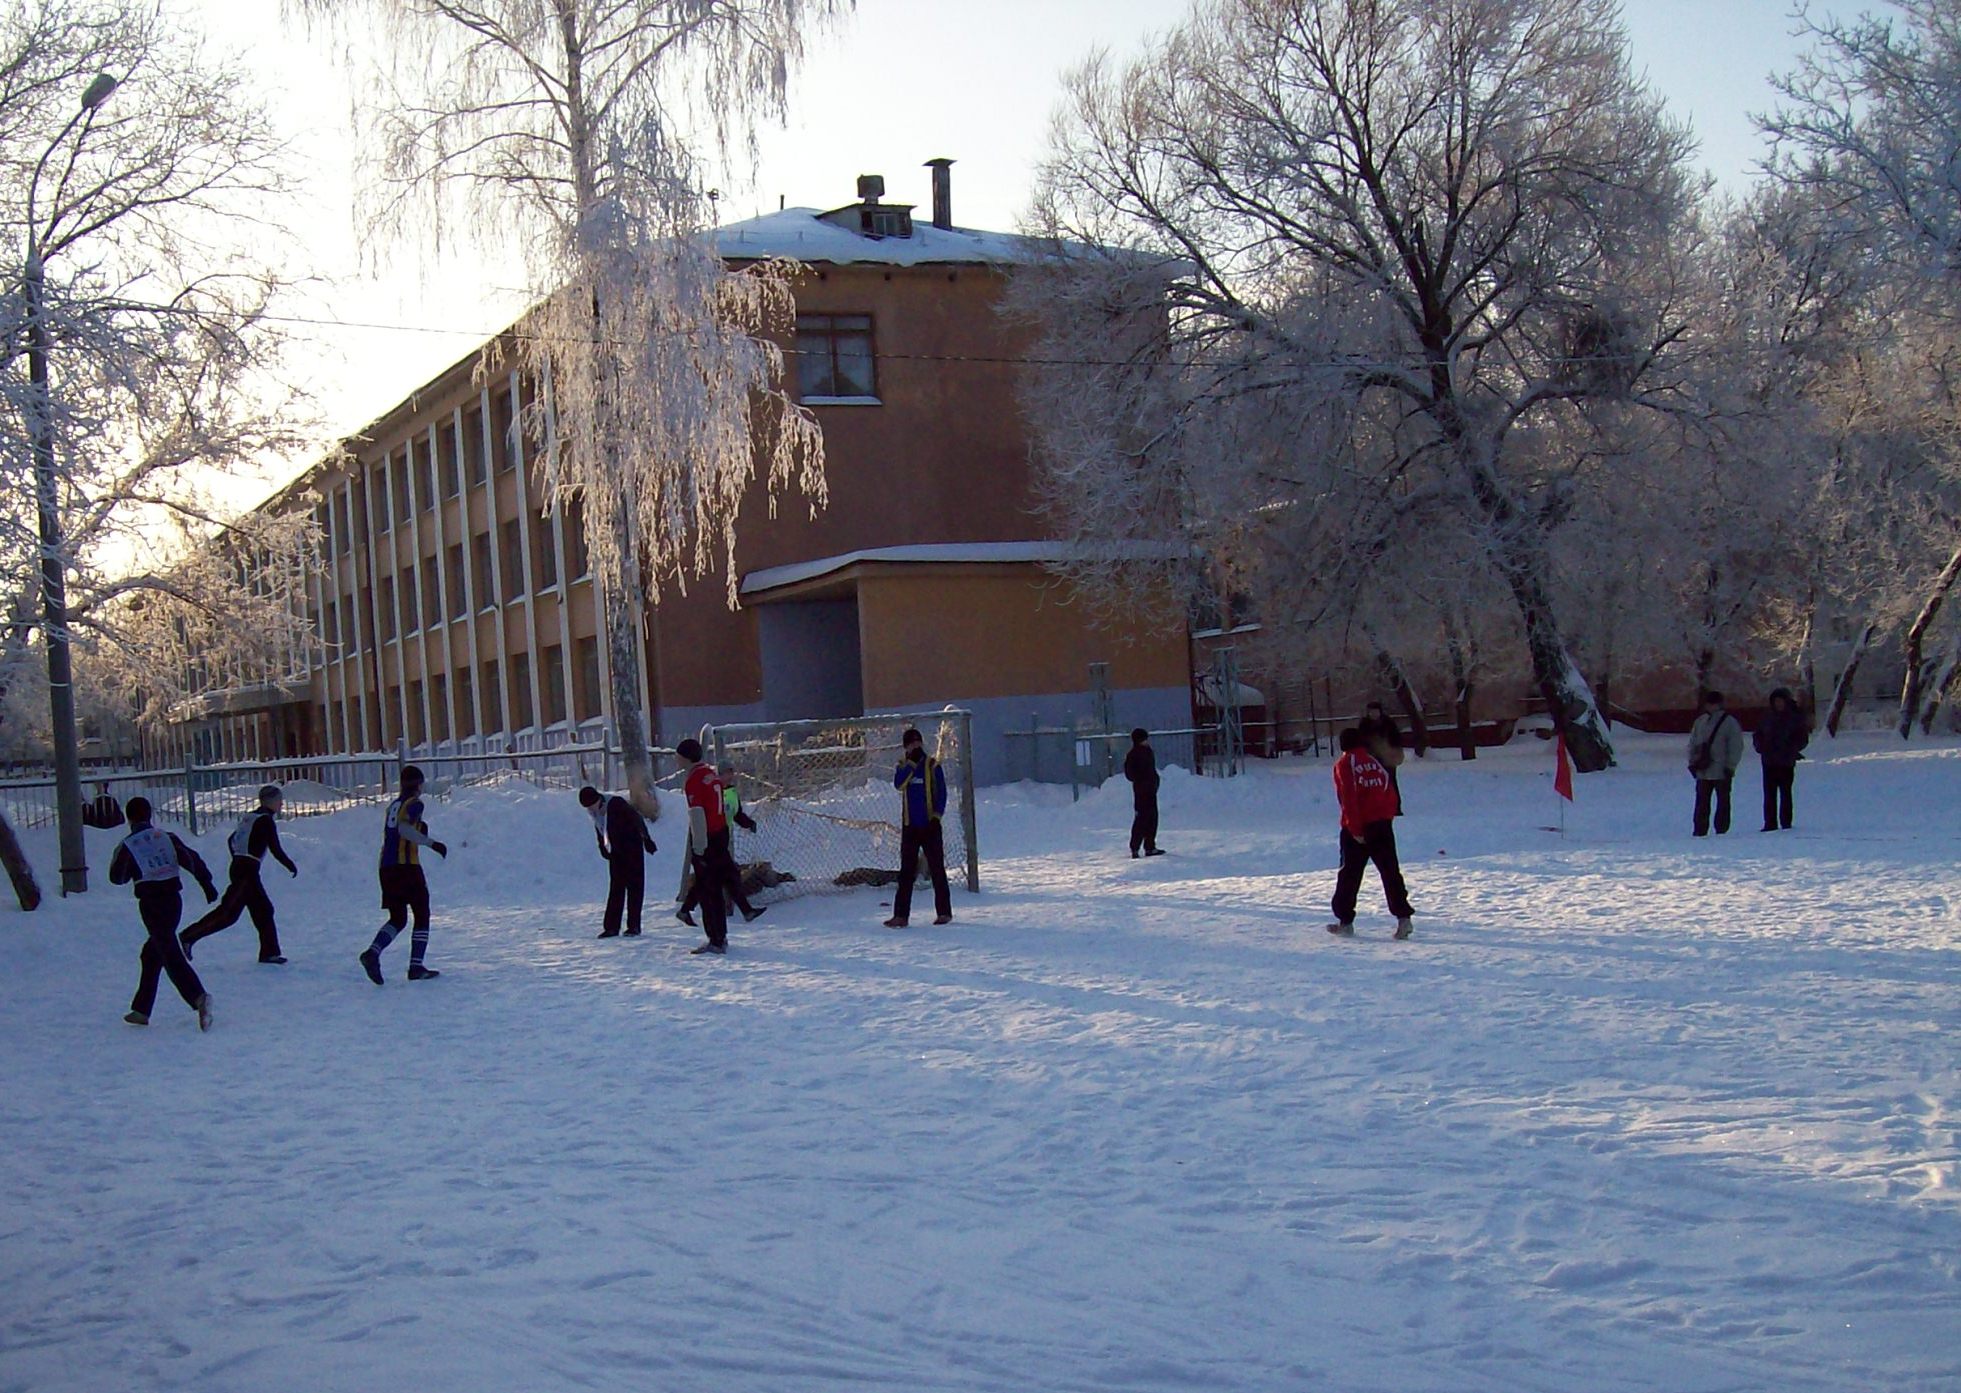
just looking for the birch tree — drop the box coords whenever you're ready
[1018,0,1703,771]
[291,0,842,810]
[1,0,312,900]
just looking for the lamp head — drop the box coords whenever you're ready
[80,73,118,112]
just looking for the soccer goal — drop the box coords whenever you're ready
[707,709,978,904]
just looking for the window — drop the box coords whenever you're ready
[399,565,419,632]
[500,519,525,602]
[796,313,876,398]
[357,586,372,646]
[447,543,467,618]
[491,388,518,474]
[473,532,495,611]
[439,419,460,499]
[542,644,567,725]
[385,684,402,743]
[422,562,441,629]
[372,461,391,533]
[407,680,425,745]
[510,652,534,730]
[574,636,602,722]
[463,402,488,486]
[334,491,352,554]
[431,674,450,743]
[314,503,329,559]
[421,435,437,512]
[351,488,368,546]
[480,659,503,734]
[532,510,559,590]
[378,577,396,640]
[322,596,338,647]
[454,668,475,739]
[392,445,411,521]
[564,497,590,579]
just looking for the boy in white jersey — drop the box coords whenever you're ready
[109,796,218,1029]
[181,784,297,963]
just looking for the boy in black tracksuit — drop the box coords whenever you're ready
[1123,727,1164,857]
[181,784,298,963]
[580,785,657,937]
[110,797,218,1029]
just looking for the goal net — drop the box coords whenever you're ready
[707,709,978,905]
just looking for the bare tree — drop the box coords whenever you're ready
[1018,0,1704,771]
[1767,0,1961,736]
[290,0,843,810]
[0,0,312,899]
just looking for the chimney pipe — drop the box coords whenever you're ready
[925,158,953,230]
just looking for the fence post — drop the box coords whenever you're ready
[182,759,198,836]
[958,710,979,892]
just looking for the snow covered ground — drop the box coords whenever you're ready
[3,730,1956,1392]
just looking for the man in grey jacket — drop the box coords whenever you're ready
[1687,690,1747,836]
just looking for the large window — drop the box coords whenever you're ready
[422,562,441,630]
[372,461,391,533]
[472,532,495,611]
[480,658,503,734]
[510,652,534,731]
[542,643,567,725]
[420,436,437,512]
[407,679,425,744]
[463,402,488,486]
[399,565,419,633]
[454,668,475,739]
[439,419,461,499]
[564,497,590,579]
[491,387,518,474]
[392,445,411,521]
[377,577,396,640]
[447,543,467,618]
[500,519,525,602]
[574,636,602,722]
[431,674,449,743]
[796,313,876,399]
[532,510,559,591]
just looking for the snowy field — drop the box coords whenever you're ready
[3,730,1957,1392]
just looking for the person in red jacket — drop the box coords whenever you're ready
[1328,726,1415,940]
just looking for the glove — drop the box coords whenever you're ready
[289,865,299,879]
[202,883,218,904]
[735,811,758,833]
[431,840,449,859]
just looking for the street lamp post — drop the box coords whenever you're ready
[26,71,118,896]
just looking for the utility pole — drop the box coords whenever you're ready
[26,71,119,894]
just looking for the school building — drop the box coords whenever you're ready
[172,164,1191,783]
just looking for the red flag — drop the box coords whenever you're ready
[1553,732,1575,802]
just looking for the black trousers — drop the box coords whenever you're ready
[1761,763,1796,830]
[692,830,740,947]
[680,849,755,917]
[1130,794,1159,856]
[1693,777,1734,835]
[1332,820,1412,923]
[894,822,951,923]
[131,886,205,1017]
[603,855,646,935]
[182,858,281,960]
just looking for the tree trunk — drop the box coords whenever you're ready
[1495,545,1614,771]
[604,497,658,817]
[1897,540,1961,739]
[1796,600,1818,717]
[1917,633,1961,734]
[0,811,43,912]
[1824,622,1877,736]
[1442,618,1476,760]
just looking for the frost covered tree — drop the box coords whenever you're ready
[290,0,842,810]
[1,0,312,900]
[1766,0,1961,736]
[1018,0,1704,771]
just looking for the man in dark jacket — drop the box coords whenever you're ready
[580,785,658,937]
[181,784,298,964]
[1752,687,1810,831]
[1123,727,1164,858]
[110,797,218,1029]
[886,727,952,928]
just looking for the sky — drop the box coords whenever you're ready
[184,0,1834,503]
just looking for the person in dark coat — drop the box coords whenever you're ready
[580,785,658,937]
[1123,727,1164,858]
[885,727,952,928]
[181,784,297,964]
[110,796,217,1030]
[1752,687,1810,831]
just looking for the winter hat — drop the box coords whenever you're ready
[1131,728,1150,744]
[578,786,602,807]
[676,738,703,763]
[401,764,425,788]
[125,796,153,823]
[258,784,282,805]
[902,728,923,746]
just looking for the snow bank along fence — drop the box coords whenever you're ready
[709,710,979,903]
[0,739,644,837]
[1003,722,1226,797]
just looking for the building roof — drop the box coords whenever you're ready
[714,207,1061,268]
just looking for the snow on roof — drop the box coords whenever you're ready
[740,541,1182,597]
[714,207,1064,268]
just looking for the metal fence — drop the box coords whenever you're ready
[1002,723,1220,798]
[0,739,652,838]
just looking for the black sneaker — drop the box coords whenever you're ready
[124,1010,149,1026]
[359,948,383,985]
[597,930,620,939]
[689,942,726,955]
[1144,847,1167,857]
[883,917,907,929]
[196,993,214,1032]
[933,914,953,926]
[1393,918,1413,941]
[178,931,194,962]
[407,964,441,981]
[740,906,767,923]
[622,928,641,937]
[675,908,697,928]
[259,955,287,965]
[1326,922,1355,937]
